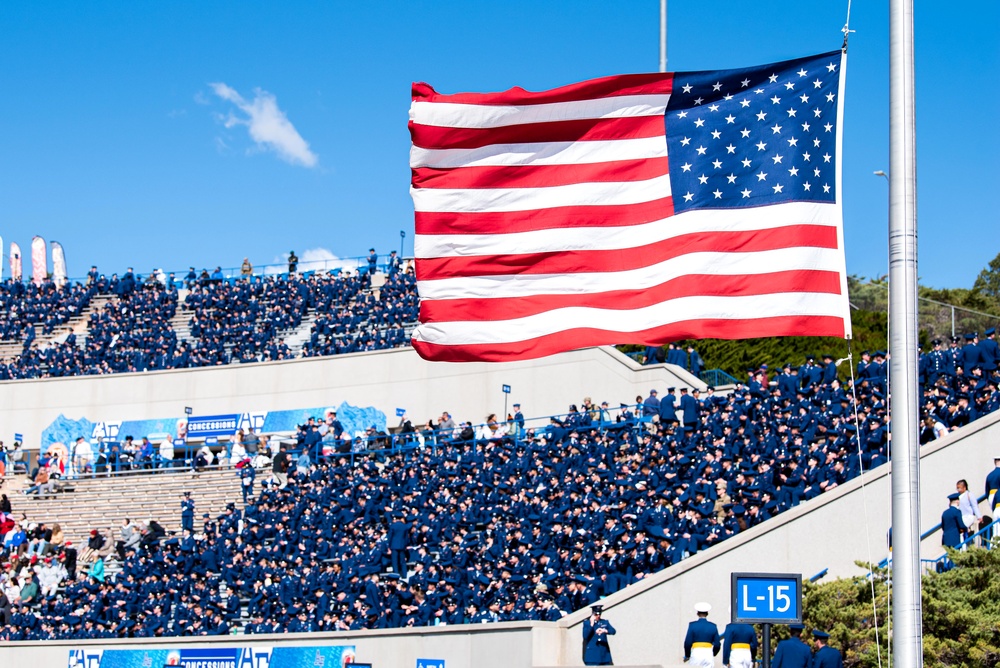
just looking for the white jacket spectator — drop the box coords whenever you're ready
[159,439,175,467]
[230,441,248,464]
[36,560,66,597]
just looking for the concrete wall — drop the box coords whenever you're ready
[0,346,703,449]
[558,410,1000,668]
[0,621,561,668]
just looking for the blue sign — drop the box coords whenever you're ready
[731,572,802,624]
[418,660,446,668]
[14,433,23,442]
[396,408,407,417]
[502,384,511,393]
[187,414,240,438]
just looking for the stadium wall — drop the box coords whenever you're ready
[0,346,703,449]
[0,621,563,668]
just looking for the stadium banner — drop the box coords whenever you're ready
[10,241,22,280]
[41,404,387,454]
[186,413,242,438]
[31,235,47,286]
[68,644,356,668]
[52,240,68,286]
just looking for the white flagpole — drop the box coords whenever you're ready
[888,0,922,665]
[659,0,667,72]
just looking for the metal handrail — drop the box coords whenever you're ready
[928,516,1000,571]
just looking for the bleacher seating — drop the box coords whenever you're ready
[0,264,420,380]
[1,356,997,638]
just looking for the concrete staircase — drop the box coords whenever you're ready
[0,293,116,360]
[12,467,244,546]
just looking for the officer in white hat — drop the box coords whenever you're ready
[683,602,720,667]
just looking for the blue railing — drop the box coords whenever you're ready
[808,568,829,582]
[927,517,999,573]
[700,368,739,386]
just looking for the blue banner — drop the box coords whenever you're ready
[85,645,354,668]
[186,414,241,438]
[269,645,356,668]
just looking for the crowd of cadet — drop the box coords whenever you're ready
[0,258,419,380]
[0,334,998,641]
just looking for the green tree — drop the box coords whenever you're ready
[797,548,1000,667]
[972,250,1000,306]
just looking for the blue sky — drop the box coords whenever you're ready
[1,1,997,287]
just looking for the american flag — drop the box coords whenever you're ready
[409,50,850,362]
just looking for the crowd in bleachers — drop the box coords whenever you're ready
[0,280,96,344]
[0,256,420,380]
[1,342,997,639]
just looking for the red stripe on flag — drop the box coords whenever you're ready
[412,157,670,190]
[410,115,666,150]
[416,226,838,280]
[411,315,847,362]
[415,196,675,236]
[419,270,843,322]
[412,74,673,106]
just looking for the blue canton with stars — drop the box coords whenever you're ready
[666,50,842,213]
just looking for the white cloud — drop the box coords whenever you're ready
[209,82,318,168]
[264,247,359,275]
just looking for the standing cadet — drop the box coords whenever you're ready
[180,492,195,533]
[810,630,843,668]
[683,602,720,667]
[582,604,616,666]
[985,455,1000,512]
[770,624,811,668]
[721,621,757,668]
[941,493,966,549]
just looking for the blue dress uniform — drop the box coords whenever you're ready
[985,460,1000,511]
[771,625,811,668]
[941,493,966,548]
[180,494,195,533]
[810,631,843,668]
[722,622,757,668]
[582,605,616,666]
[684,603,720,667]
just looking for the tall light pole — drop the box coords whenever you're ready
[659,0,667,73]
[888,0,922,666]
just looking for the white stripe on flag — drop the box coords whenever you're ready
[410,136,669,169]
[412,292,847,346]
[411,173,673,213]
[416,247,843,301]
[415,201,838,258]
[410,94,671,129]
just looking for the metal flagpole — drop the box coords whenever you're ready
[659,0,667,72]
[888,0,922,666]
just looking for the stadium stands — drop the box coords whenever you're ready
[1,353,997,638]
[0,264,420,380]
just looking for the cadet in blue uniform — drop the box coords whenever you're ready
[683,602,720,667]
[985,455,1000,512]
[180,492,195,533]
[582,604,616,665]
[721,621,757,668]
[941,492,966,549]
[771,624,811,668]
[810,630,843,668]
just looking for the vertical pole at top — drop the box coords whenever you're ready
[888,0,923,667]
[659,0,667,72]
